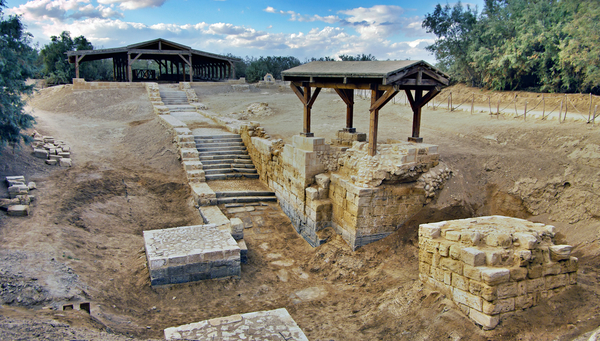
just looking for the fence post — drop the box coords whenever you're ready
[524,102,527,121]
[589,93,592,123]
[542,94,545,119]
[564,94,568,122]
[448,92,452,111]
[559,97,563,124]
[514,94,518,117]
[471,94,474,115]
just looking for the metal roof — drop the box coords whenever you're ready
[282,60,449,87]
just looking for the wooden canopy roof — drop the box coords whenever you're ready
[66,38,239,82]
[281,61,450,155]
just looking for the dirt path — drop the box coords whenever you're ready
[0,83,598,340]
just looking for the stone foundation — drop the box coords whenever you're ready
[72,78,144,90]
[418,216,578,329]
[144,224,240,286]
[164,308,308,340]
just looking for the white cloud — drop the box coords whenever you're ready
[96,0,166,10]
[9,0,88,21]
[263,6,339,24]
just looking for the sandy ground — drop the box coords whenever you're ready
[0,82,598,340]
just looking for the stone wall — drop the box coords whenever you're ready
[72,78,145,90]
[198,109,446,250]
[418,216,578,330]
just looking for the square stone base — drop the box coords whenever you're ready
[164,308,308,340]
[144,224,240,286]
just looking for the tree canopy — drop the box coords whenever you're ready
[39,31,112,85]
[0,0,36,148]
[423,0,600,94]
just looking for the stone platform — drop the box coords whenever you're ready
[143,224,240,286]
[419,216,578,330]
[164,308,308,340]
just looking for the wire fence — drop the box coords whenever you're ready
[355,89,599,125]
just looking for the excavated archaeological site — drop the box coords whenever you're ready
[0,78,599,340]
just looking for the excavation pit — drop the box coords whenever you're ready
[418,215,578,330]
[143,224,240,286]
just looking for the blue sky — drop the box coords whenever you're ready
[6,0,484,63]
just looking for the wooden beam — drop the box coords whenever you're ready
[335,89,355,130]
[290,83,307,106]
[369,89,399,112]
[178,53,192,66]
[303,85,313,136]
[307,87,321,108]
[127,53,132,82]
[410,89,423,142]
[368,89,384,156]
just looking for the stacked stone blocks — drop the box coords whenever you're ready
[418,216,578,330]
[2,176,36,216]
[72,78,144,90]
[144,224,241,286]
[31,133,72,167]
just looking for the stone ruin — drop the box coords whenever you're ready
[164,308,308,340]
[30,131,72,167]
[1,176,36,216]
[418,216,578,329]
[144,224,241,286]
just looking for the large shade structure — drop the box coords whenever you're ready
[281,61,450,156]
[66,38,239,82]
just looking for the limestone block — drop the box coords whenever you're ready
[482,298,515,315]
[58,152,71,158]
[315,173,330,189]
[27,182,36,190]
[440,257,463,275]
[486,233,512,247]
[16,195,32,205]
[59,158,72,167]
[174,128,193,135]
[33,148,48,159]
[45,159,58,166]
[453,287,483,311]
[61,145,71,152]
[419,224,441,239]
[546,274,567,289]
[549,245,572,261]
[49,155,62,161]
[230,218,244,240]
[183,160,203,171]
[305,187,318,201]
[8,185,28,198]
[509,267,528,281]
[461,247,486,266]
[480,268,510,285]
[6,176,25,185]
[7,204,30,216]
[42,136,54,143]
[469,308,499,330]
[180,148,199,160]
[0,198,20,210]
[445,230,461,241]
[514,232,538,249]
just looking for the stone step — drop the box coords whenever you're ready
[166,105,196,111]
[202,163,255,170]
[195,141,244,147]
[216,196,277,204]
[216,191,275,198]
[197,146,246,152]
[205,173,260,181]
[204,168,257,175]
[195,137,243,143]
[199,150,248,156]
[200,158,253,165]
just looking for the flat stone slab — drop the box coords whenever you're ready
[7,205,30,216]
[164,308,308,341]
[158,115,187,128]
[144,224,240,286]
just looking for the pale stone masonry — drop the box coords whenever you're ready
[418,216,578,330]
[144,224,241,286]
[164,308,308,341]
[197,108,448,250]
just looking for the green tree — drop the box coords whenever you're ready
[338,54,377,61]
[0,0,36,148]
[39,31,112,84]
[245,56,301,83]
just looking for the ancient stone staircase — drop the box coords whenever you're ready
[214,191,277,205]
[195,134,259,180]
[159,86,196,112]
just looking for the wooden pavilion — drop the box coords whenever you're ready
[66,38,239,82]
[281,61,450,155]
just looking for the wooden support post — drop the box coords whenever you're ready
[335,89,355,132]
[369,89,383,156]
[189,55,193,81]
[290,82,320,137]
[127,54,132,82]
[409,90,423,142]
